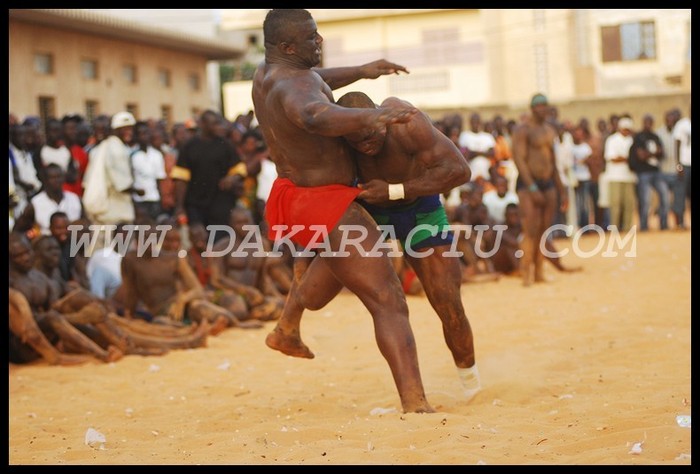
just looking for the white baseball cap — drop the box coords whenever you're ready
[618,117,634,131]
[111,111,136,129]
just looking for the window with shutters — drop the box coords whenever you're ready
[601,21,656,62]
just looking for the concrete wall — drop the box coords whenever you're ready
[9,19,215,122]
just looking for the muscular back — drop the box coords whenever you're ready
[355,97,469,206]
[252,63,356,187]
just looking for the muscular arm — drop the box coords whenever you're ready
[313,59,408,90]
[395,113,471,200]
[281,74,417,137]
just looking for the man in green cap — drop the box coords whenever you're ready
[512,93,568,286]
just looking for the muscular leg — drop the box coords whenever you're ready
[325,203,432,413]
[406,248,481,400]
[406,249,474,367]
[535,188,559,282]
[517,190,540,286]
[42,310,123,362]
[58,300,131,351]
[187,299,261,332]
[108,313,199,337]
[121,319,210,350]
[265,255,344,359]
[9,289,92,366]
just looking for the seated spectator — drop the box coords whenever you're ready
[9,233,124,363]
[33,233,213,356]
[120,224,261,331]
[14,164,83,236]
[209,207,285,322]
[482,174,519,224]
[49,211,90,289]
[492,203,583,276]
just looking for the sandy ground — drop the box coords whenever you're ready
[8,230,691,465]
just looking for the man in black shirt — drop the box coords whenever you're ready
[628,114,669,231]
[172,110,247,242]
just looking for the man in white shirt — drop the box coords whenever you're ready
[604,117,637,231]
[459,113,495,182]
[131,121,167,221]
[673,107,691,228]
[482,175,518,224]
[14,164,83,235]
[83,112,143,226]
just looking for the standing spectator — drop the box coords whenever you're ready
[9,124,42,218]
[82,112,142,226]
[571,125,595,229]
[236,129,269,220]
[39,118,73,178]
[673,106,691,228]
[84,115,110,155]
[582,118,607,228]
[553,120,576,236]
[22,116,44,173]
[130,121,166,221]
[61,114,89,197]
[656,108,684,228]
[172,110,246,242]
[153,124,176,217]
[604,117,637,231]
[628,114,668,231]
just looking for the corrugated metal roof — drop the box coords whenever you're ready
[9,8,243,60]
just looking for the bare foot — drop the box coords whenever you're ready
[104,345,124,363]
[265,326,314,359]
[209,315,229,336]
[403,403,436,414]
[189,319,211,348]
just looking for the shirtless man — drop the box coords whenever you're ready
[253,9,432,413]
[209,207,284,322]
[336,91,481,399]
[120,225,256,332]
[32,233,212,354]
[491,203,582,276]
[9,233,123,363]
[9,288,91,365]
[512,93,568,286]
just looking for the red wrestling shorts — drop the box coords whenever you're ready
[264,177,361,248]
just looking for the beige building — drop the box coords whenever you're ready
[9,9,243,125]
[221,9,690,124]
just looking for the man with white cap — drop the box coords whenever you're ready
[82,111,143,226]
[603,116,637,231]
